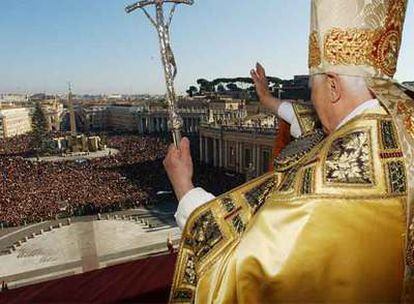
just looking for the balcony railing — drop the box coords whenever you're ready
[200,123,277,135]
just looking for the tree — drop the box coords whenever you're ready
[196,78,214,93]
[31,101,52,155]
[186,86,198,97]
[226,83,240,91]
[235,77,254,85]
[267,76,283,85]
[217,84,226,93]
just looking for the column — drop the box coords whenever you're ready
[160,117,164,132]
[199,135,204,162]
[256,145,261,175]
[236,141,241,173]
[224,140,228,169]
[219,138,223,168]
[137,116,142,134]
[240,142,244,173]
[146,117,151,133]
[204,137,209,164]
[252,143,257,177]
[213,138,218,167]
[139,117,143,133]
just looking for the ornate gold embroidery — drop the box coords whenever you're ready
[220,196,246,235]
[376,29,401,77]
[311,0,408,77]
[231,214,245,234]
[309,31,321,68]
[170,101,409,303]
[274,129,325,172]
[379,119,400,150]
[397,101,414,138]
[190,210,223,260]
[364,0,388,28]
[407,219,414,268]
[368,77,414,303]
[369,0,406,76]
[170,173,279,303]
[386,0,407,31]
[386,160,407,194]
[325,131,374,185]
[220,196,236,214]
[324,28,379,67]
[172,288,193,303]
[183,254,197,286]
[300,166,315,195]
[292,102,322,135]
[243,176,277,213]
[278,168,298,192]
[322,27,402,77]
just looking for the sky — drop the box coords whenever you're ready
[0,0,413,95]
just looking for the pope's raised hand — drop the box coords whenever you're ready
[163,137,195,202]
[250,62,279,112]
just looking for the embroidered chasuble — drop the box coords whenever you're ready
[169,0,413,302]
[170,102,408,303]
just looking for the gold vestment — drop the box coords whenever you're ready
[170,104,408,303]
[169,0,414,301]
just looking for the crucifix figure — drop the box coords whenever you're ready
[126,0,194,148]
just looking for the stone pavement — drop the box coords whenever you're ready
[0,204,181,289]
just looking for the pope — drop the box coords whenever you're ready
[164,0,414,302]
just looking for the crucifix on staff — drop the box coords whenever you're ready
[125,0,194,148]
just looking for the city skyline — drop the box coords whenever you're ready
[1,0,414,95]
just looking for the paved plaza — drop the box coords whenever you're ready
[0,207,180,289]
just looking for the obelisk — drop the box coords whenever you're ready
[67,83,77,136]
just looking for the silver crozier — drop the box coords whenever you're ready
[125,0,194,148]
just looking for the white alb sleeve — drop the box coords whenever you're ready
[277,101,302,138]
[174,187,216,230]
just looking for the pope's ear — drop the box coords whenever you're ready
[326,72,341,104]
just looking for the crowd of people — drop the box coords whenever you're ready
[0,134,244,227]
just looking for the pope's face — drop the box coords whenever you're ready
[310,74,331,133]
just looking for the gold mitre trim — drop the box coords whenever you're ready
[308,0,408,79]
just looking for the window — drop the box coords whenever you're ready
[262,150,270,173]
[244,148,252,168]
[228,143,236,168]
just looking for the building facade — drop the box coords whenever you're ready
[78,98,208,135]
[0,108,32,139]
[135,99,208,134]
[76,97,279,178]
[199,115,278,178]
[82,105,109,131]
[0,94,29,105]
[42,100,64,131]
